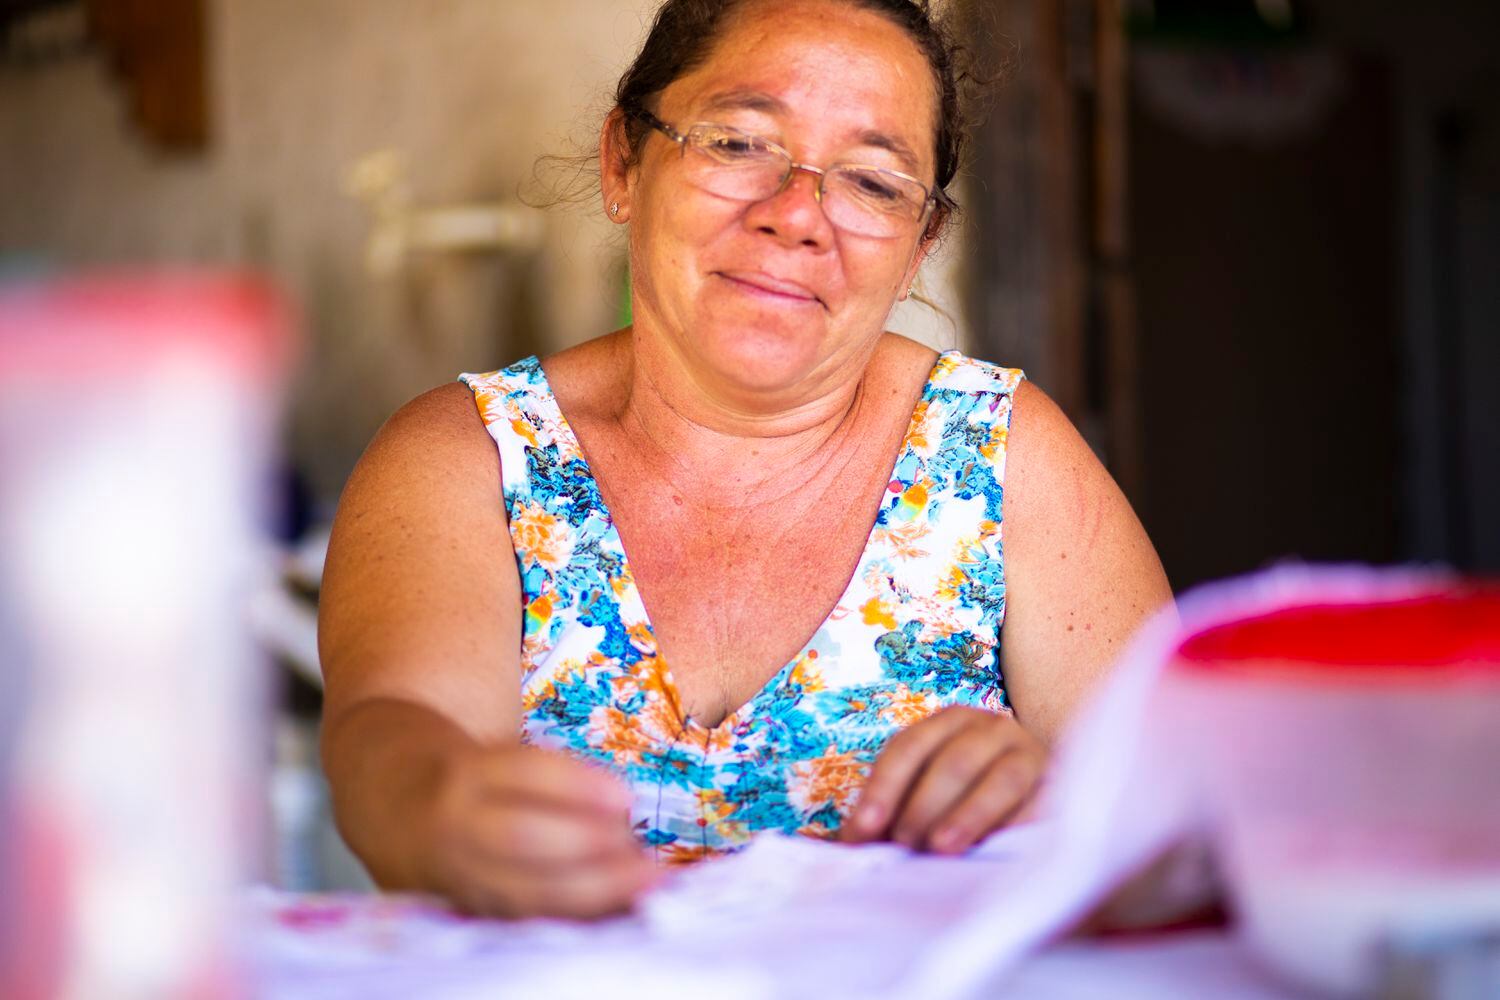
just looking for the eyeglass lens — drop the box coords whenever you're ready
[678,124,929,238]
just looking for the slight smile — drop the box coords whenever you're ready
[714,271,827,310]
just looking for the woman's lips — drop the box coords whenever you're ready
[715,271,825,308]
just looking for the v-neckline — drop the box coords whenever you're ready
[526,351,952,738]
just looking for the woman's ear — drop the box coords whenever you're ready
[599,108,633,223]
[898,231,937,301]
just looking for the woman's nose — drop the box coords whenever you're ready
[744,166,834,249]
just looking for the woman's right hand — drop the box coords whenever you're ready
[414,744,660,919]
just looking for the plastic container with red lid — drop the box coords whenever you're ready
[1167,583,1500,997]
[0,271,294,1000]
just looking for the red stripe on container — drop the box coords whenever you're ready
[0,271,294,383]
[1176,586,1500,672]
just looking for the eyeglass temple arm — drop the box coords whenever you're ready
[625,107,685,144]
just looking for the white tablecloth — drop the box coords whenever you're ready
[242,831,1304,1000]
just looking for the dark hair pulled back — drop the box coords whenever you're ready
[613,0,977,240]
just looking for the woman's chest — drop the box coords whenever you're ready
[594,458,892,727]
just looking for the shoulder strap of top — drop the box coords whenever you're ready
[928,351,1025,398]
[458,356,562,516]
[461,352,1025,511]
[927,351,1026,484]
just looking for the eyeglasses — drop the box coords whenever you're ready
[627,108,952,239]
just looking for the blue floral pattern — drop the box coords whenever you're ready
[460,351,1024,864]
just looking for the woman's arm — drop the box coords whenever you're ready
[318,384,653,915]
[998,379,1174,745]
[319,384,523,750]
[318,383,524,888]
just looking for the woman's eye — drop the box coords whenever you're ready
[713,135,762,157]
[850,173,902,202]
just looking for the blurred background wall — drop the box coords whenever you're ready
[964,0,1500,589]
[1124,1,1500,588]
[0,0,965,512]
[2,0,651,507]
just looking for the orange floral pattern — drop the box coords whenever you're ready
[460,352,1022,862]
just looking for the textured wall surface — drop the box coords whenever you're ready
[0,0,969,506]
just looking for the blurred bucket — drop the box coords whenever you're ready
[0,273,292,999]
[1169,589,1500,997]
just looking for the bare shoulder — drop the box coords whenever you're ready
[880,331,941,379]
[358,380,496,471]
[868,332,940,413]
[999,379,1173,745]
[1003,380,1113,537]
[325,381,504,558]
[319,379,522,743]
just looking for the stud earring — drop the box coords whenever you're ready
[610,202,621,217]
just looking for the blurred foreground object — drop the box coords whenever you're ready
[908,566,1500,1000]
[1173,582,1500,995]
[0,274,292,998]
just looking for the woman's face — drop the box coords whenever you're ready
[616,0,940,400]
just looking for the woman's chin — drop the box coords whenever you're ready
[686,323,831,399]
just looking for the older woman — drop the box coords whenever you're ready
[318,0,1172,920]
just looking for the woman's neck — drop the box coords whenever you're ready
[606,328,885,511]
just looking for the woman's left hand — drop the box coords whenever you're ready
[839,706,1046,854]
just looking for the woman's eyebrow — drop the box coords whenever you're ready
[699,89,922,173]
[700,89,786,116]
[855,130,920,173]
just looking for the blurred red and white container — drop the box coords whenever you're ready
[0,274,292,999]
[1171,590,1500,996]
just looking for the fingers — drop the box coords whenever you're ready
[842,708,975,842]
[922,748,1038,854]
[522,854,662,919]
[469,746,634,816]
[843,707,1045,852]
[420,745,657,919]
[446,790,657,919]
[890,720,1025,850]
[433,747,642,866]
[464,800,643,868]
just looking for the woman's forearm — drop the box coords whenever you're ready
[320,697,485,891]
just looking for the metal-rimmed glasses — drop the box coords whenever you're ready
[627,107,952,239]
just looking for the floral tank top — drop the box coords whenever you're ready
[459,351,1025,865]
